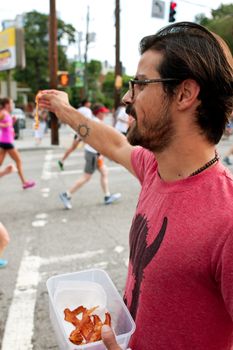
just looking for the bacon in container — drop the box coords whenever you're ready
[46,269,136,350]
[64,305,111,345]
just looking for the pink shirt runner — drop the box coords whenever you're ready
[124,146,233,350]
[0,111,14,144]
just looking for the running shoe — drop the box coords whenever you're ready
[59,192,72,209]
[0,259,8,268]
[104,193,122,205]
[58,160,64,171]
[23,181,36,189]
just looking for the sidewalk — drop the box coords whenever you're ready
[15,125,76,152]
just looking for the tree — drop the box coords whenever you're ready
[67,59,103,107]
[102,72,132,108]
[87,59,102,93]
[14,11,76,97]
[195,4,233,53]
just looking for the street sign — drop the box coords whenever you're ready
[151,0,165,19]
[74,61,85,88]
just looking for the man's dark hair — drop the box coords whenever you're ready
[140,22,233,144]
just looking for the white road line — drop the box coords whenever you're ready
[41,188,50,193]
[41,188,50,198]
[51,152,84,159]
[124,257,129,267]
[1,249,105,350]
[32,220,48,227]
[35,213,48,219]
[86,261,108,269]
[41,150,54,180]
[114,246,125,253]
[40,249,105,265]
[41,150,126,180]
[48,166,127,177]
[1,251,41,350]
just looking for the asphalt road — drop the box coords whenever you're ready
[0,146,140,350]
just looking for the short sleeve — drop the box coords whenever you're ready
[219,232,233,320]
[131,147,157,185]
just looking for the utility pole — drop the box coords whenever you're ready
[114,0,122,115]
[49,0,59,145]
[84,6,90,97]
[6,70,12,98]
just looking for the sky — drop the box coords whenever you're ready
[0,0,232,75]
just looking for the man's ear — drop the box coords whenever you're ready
[176,79,200,111]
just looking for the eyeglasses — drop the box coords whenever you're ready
[128,78,180,99]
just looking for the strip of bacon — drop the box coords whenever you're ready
[64,305,112,345]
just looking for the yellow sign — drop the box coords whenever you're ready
[0,28,16,71]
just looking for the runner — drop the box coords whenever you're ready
[114,102,129,135]
[0,98,35,189]
[0,223,10,268]
[58,99,91,171]
[0,164,16,178]
[59,104,121,209]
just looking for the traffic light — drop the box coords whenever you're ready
[169,1,177,22]
[58,72,69,87]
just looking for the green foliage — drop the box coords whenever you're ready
[211,4,233,19]
[13,11,76,99]
[195,4,233,52]
[67,66,132,109]
[102,71,132,106]
[87,59,102,92]
[102,72,115,99]
[10,10,133,108]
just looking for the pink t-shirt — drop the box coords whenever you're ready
[124,146,233,350]
[0,111,14,144]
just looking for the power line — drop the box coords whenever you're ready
[177,0,212,9]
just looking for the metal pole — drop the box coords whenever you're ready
[49,0,59,145]
[84,6,90,97]
[6,70,12,98]
[114,0,121,114]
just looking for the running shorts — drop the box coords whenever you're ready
[84,150,104,174]
[0,142,14,150]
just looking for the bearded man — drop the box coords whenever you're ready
[38,22,233,350]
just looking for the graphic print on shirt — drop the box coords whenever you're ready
[124,214,168,320]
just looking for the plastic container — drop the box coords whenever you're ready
[46,269,136,350]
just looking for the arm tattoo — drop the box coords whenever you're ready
[76,124,90,139]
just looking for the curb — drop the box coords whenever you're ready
[17,145,65,152]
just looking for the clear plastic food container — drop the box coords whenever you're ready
[46,269,136,350]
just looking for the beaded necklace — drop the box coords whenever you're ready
[189,151,219,177]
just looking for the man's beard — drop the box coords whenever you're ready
[126,101,175,153]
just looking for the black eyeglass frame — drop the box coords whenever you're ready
[129,78,181,99]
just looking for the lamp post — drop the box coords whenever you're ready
[114,0,122,114]
[84,6,90,97]
[49,0,59,145]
